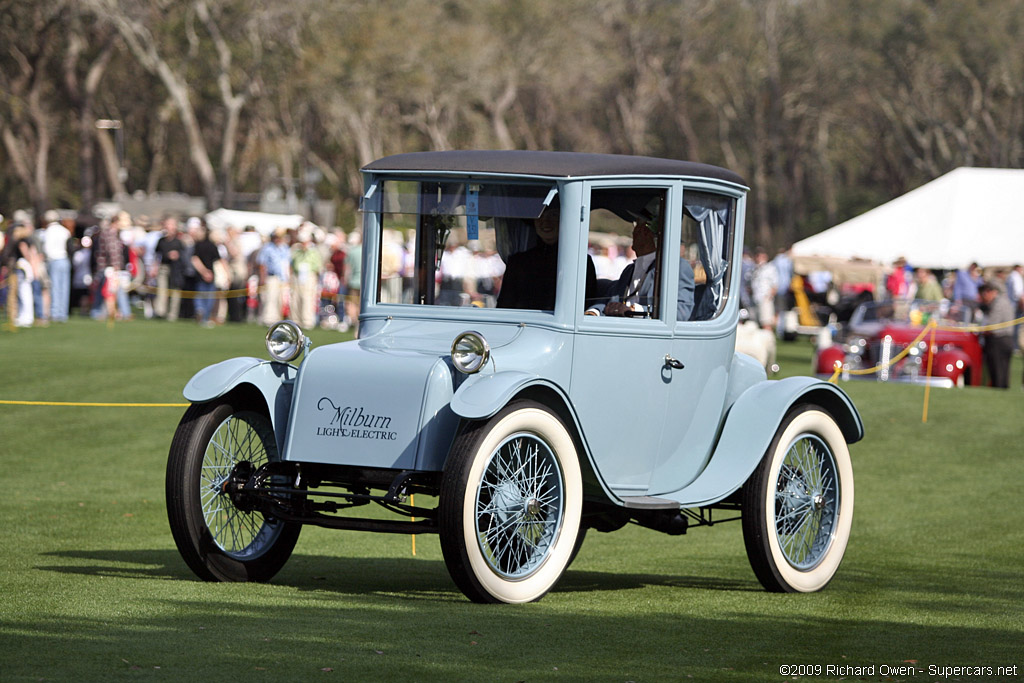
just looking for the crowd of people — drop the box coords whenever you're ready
[3,207,1022,387]
[882,256,1024,388]
[0,209,363,333]
[733,246,1024,388]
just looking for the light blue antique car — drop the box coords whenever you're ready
[167,151,863,604]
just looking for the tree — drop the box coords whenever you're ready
[0,2,65,218]
[61,11,117,208]
[85,0,302,207]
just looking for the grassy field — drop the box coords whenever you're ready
[1,319,1022,681]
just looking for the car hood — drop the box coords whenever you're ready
[281,337,459,470]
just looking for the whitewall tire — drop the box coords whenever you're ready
[439,400,582,604]
[742,406,854,592]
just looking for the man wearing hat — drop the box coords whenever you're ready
[586,210,694,321]
[978,280,1015,389]
[42,210,71,322]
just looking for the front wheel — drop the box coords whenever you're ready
[742,406,854,592]
[439,400,582,604]
[166,398,301,582]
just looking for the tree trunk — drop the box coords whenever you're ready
[95,125,126,198]
[62,32,114,211]
[102,6,218,205]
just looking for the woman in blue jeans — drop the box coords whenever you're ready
[190,222,222,326]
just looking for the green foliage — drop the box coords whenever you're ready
[5,0,1024,247]
[0,322,1021,679]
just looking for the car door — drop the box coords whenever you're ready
[568,182,677,498]
[648,189,741,495]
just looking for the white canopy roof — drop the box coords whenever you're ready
[791,167,1024,269]
[204,208,305,236]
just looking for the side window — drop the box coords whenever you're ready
[681,191,734,322]
[585,188,669,320]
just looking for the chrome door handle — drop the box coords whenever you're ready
[664,355,684,370]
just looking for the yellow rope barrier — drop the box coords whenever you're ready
[827,320,936,383]
[826,312,1024,385]
[131,283,253,299]
[933,317,1023,333]
[921,321,938,423]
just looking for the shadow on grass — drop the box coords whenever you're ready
[17,550,1023,679]
[4,590,1020,681]
[36,548,758,598]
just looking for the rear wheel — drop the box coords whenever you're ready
[166,398,301,582]
[742,406,853,592]
[439,400,582,603]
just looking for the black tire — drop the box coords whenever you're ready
[166,398,301,582]
[741,405,854,592]
[567,524,587,568]
[439,400,583,604]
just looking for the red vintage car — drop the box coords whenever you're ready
[815,300,982,387]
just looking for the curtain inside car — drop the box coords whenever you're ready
[685,203,729,309]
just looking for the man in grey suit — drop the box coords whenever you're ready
[588,214,695,321]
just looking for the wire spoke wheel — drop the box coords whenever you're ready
[475,433,564,579]
[167,399,301,582]
[200,413,283,558]
[440,400,582,604]
[742,406,854,593]
[773,434,839,570]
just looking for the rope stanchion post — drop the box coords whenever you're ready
[921,320,938,423]
[827,360,842,384]
[410,493,417,556]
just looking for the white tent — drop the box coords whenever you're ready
[791,167,1024,269]
[204,208,305,236]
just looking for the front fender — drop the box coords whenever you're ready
[450,370,556,420]
[668,376,863,507]
[183,357,297,452]
[450,370,624,503]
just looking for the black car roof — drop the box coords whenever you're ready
[363,150,747,187]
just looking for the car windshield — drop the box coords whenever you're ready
[373,179,558,310]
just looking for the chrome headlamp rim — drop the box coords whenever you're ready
[451,330,490,374]
[265,320,308,362]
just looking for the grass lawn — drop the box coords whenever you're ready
[1,319,1022,681]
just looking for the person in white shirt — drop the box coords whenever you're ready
[1006,264,1023,353]
[1007,264,1023,313]
[751,247,779,330]
[41,210,72,322]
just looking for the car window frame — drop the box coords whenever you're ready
[576,179,680,338]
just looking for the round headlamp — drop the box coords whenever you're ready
[266,320,308,362]
[451,331,490,374]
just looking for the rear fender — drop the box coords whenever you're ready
[183,357,297,453]
[668,376,863,507]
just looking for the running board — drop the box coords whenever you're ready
[619,496,680,510]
